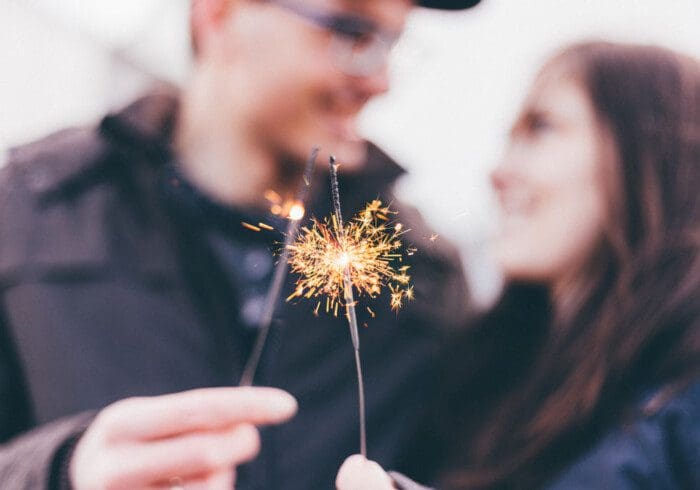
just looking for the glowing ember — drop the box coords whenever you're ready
[288,203,305,221]
[241,222,261,232]
[287,200,413,313]
[265,189,306,220]
[336,252,352,268]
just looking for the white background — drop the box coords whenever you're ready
[1,0,699,304]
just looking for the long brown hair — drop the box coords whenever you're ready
[442,42,700,489]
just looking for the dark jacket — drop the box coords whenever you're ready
[545,380,700,489]
[0,91,469,489]
[392,380,700,489]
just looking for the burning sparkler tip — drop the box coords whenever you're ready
[286,200,414,314]
[289,203,305,221]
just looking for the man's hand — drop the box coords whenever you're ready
[70,387,297,490]
[336,455,396,490]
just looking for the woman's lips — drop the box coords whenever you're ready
[498,188,536,216]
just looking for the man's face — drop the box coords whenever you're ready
[204,0,412,168]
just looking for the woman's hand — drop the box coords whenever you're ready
[336,455,396,490]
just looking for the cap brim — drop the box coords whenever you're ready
[418,0,481,9]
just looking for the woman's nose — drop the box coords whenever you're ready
[490,155,513,193]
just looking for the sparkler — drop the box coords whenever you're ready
[330,155,367,457]
[286,156,414,457]
[239,147,319,387]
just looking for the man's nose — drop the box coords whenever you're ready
[353,62,391,98]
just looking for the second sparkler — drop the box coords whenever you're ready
[286,156,415,457]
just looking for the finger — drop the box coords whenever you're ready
[112,424,259,487]
[188,469,235,490]
[336,455,394,489]
[336,455,368,488]
[103,387,297,441]
[338,454,366,471]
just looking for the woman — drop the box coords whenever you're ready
[336,41,700,489]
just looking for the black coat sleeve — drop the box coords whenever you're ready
[0,306,94,489]
[0,303,31,444]
[0,413,94,490]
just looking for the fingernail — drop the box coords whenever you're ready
[272,392,298,415]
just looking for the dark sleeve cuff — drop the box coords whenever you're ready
[50,431,84,490]
[0,411,95,490]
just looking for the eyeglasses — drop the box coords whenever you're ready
[266,0,401,77]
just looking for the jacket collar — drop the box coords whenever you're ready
[35,86,406,205]
[97,88,406,203]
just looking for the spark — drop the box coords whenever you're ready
[265,189,307,221]
[389,285,404,311]
[258,222,275,231]
[286,199,414,313]
[242,222,261,232]
[264,189,282,204]
[449,210,470,221]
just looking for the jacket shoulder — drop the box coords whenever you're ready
[0,126,112,279]
[546,380,700,489]
[0,125,106,197]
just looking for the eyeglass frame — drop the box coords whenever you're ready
[264,0,402,77]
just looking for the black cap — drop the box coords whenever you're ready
[418,0,481,9]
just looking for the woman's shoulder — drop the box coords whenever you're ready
[546,380,700,489]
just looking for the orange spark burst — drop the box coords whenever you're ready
[287,200,414,314]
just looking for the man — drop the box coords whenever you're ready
[0,0,478,488]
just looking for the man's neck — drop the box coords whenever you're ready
[174,69,287,209]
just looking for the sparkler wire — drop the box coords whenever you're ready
[329,156,367,457]
[239,147,319,387]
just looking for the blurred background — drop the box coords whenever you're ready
[1,0,698,306]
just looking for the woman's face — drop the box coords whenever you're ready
[491,70,610,285]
